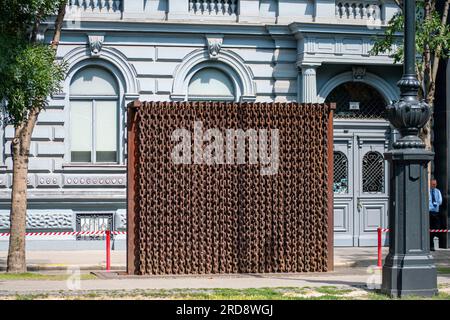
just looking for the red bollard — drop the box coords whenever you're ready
[106,230,111,271]
[377,227,382,268]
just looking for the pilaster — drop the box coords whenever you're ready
[300,64,319,103]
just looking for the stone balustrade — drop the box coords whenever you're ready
[335,1,382,21]
[68,0,123,13]
[61,0,398,24]
[189,0,238,16]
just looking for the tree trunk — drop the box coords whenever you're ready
[6,108,39,273]
[7,143,29,273]
[6,1,66,273]
[51,2,66,50]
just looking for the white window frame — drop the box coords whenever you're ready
[69,95,119,164]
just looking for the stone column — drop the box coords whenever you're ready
[300,65,318,103]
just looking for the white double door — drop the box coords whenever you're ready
[333,129,390,246]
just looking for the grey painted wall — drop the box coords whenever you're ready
[0,0,402,248]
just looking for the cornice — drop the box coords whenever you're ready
[289,22,403,38]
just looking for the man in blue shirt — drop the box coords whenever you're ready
[429,179,443,251]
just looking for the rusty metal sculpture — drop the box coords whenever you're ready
[127,101,334,275]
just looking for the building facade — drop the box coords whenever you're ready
[0,0,402,249]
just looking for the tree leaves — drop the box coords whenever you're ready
[0,39,66,126]
[0,0,66,126]
[369,0,450,102]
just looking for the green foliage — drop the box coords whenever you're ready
[370,2,450,64]
[0,0,66,127]
[0,40,66,126]
[0,0,62,39]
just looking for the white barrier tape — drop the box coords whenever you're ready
[0,230,127,237]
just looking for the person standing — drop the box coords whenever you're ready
[429,179,443,251]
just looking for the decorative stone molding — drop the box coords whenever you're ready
[63,175,126,187]
[0,211,73,229]
[88,34,105,56]
[352,66,366,80]
[64,46,140,94]
[335,1,382,21]
[190,0,238,16]
[69,0,123,13]
[206,35,224,59]
[36,175,62,188]
[317,71,398,104]
[171,48,256,102]
[290,23,397,66]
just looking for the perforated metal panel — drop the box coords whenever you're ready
[362,151,385,193]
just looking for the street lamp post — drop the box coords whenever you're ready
[381,0,438,297]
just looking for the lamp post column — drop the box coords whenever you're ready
[381,0,438,297]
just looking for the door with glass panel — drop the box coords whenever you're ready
[70,67,119,163]
[355,137,388,246]
[333,134,389,246]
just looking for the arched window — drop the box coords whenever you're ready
[188,67,235,101]
[333,151,348,194]
[70,67,119,163]
[325,82,386,119]
[362,151,385,193]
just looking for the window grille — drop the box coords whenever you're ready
[333,151,349,194]
[362,151,385,193]
[325,82,386,119]
[76,213,113,240]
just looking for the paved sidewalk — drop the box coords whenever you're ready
[1,247,449,271]
[0,267,449,295]
[0,250,125,271]
[0,248,448,295]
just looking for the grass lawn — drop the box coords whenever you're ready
[7,285,450,300]
[437,267,450,274]
[0,272,97,281]
[1,270,450,300]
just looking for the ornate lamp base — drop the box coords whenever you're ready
[381,149,438,297]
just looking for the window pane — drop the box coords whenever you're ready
[188,68,235,98]
[95,100,117,162]
[70,67,118,96]
[333,151,348,194]
[70,101,92,162]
